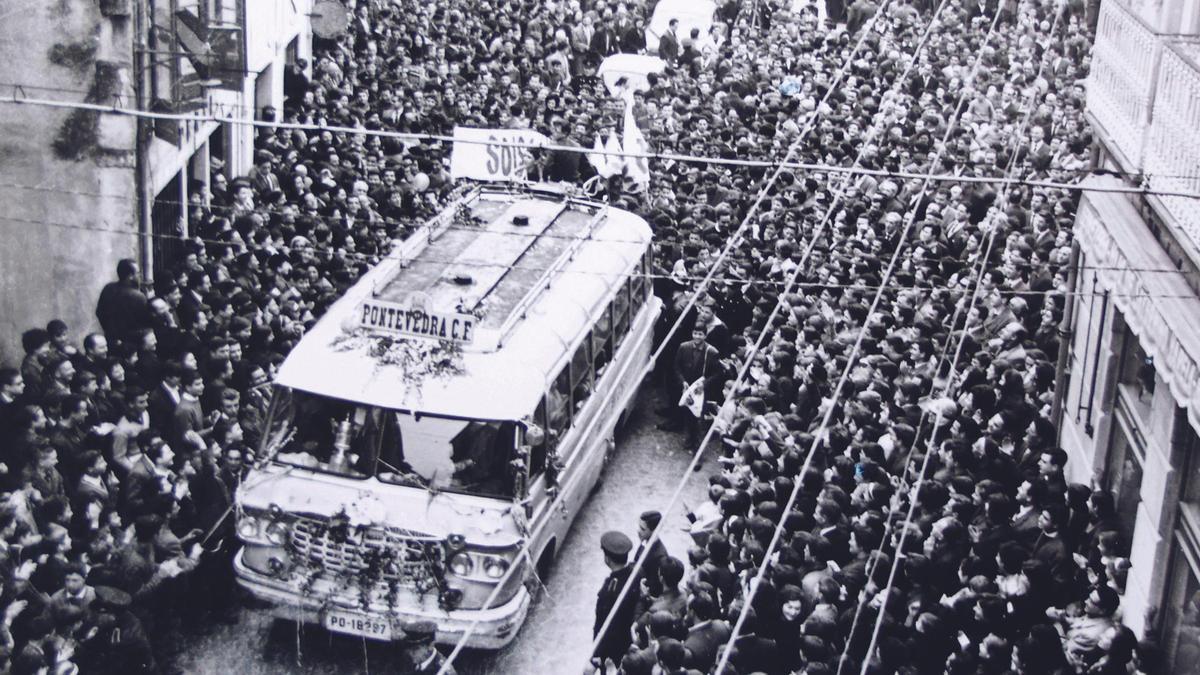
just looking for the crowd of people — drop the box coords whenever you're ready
[0,0,1144,671]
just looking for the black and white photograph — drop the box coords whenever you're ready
[0,0,1196,673]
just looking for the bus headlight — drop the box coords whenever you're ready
[265,521,290,546]
[482,556,509,580]
[237,514,262,541]
[448,551,474,577]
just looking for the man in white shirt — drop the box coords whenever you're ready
[112,388,150,472]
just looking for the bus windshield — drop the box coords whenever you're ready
[262,386,521,498]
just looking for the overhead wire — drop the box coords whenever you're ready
[849,5,1071,673]
[712,2,1014,672]
[442,1,916,671]
[5,85,1200,201]
[7,80,1196,184]
[5,178,1194,276]
[584,0,972,668]
[3,210,1195,303]
[833,9,1068,671]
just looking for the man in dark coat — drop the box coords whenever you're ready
[658,19,681,63]
[664,326,720,443]
[95,259,152,345]
[635,510,670,596]
[593,530,640,670]
[399,621,455,674]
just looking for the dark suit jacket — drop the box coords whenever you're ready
[589,27,617,61]
[621,642,661,675]
[685,619,732,671]
[95,281,152,342]
[674,339,719,389]
[1011,507,1042,548]
[732,634,782,675]
[635,537,669,595]
[658,32,680,62]
[594,564,640,660]
[122,461,169,519]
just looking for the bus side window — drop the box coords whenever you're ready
[569,339,593,412]
[612,281,630,347]
[592,305,613,375]
[529,398,549,477]
[629,274,645,318]
[548,368,571,443]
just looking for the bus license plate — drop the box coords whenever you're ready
[323,610,393,640]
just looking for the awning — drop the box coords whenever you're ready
[1074,175,1200,429]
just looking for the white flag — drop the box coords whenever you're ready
[588,134,610,177]
[604,130,624,178]
[622,104,651,188]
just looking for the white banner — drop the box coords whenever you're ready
[449,127,550,182]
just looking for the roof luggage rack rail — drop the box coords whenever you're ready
[457,201,572,315]
[495,202,610,347]
[371,184,482,298]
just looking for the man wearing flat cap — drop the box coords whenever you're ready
[400,620,454,674]
[593,530,639,670]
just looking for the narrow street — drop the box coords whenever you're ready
[175,388,714,675]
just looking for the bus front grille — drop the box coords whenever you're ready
[289,517,444,583]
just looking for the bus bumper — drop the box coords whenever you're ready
[233,550,530,650]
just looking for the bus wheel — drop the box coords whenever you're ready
[527,543,555,603]
[536,542,555,579]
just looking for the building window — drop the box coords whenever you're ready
[1072,262,1109,436]
[1106,417,1144,549]
[1181,419,1200,507]
[1168,420,1200,674]
[1117,321,1155,423]
[1163,530,1200,675]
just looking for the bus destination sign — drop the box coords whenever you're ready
[358,297,476,345]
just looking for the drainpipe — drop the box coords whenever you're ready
[134,0,154,284]
[1051,238,1081,437]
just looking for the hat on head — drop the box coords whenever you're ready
[640,510,663,529]
[600,530,633,557]
[402,620,438,644]
[94,586,132,611]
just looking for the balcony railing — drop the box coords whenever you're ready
[1086,0,1162,171]
[1144,42,1200,247]
[1086,0,1200,257]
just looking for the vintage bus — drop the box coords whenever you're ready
[233,185,661,648]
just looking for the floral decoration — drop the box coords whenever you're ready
[331,329,465,400]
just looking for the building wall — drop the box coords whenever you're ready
[1061,179,1200,650]
[0,0,138,365]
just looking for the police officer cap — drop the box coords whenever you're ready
[402,620,438,644]
[639,510,663,529]
[93,586,132,610]
[600,530,632,557]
